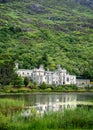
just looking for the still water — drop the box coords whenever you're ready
[0,92,93,113]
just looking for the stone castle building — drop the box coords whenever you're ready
[16,63,76,86]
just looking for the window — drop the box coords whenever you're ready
[63,81,65,84]
[67,77,69,82]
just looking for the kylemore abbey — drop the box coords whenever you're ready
[16,63,90,87]
[16,63,76,86]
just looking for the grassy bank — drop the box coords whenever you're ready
[0,85,93,94]
[7,108,93,130]
[0,99,24,130]
[0,98,24,115]
[0,98,93,130]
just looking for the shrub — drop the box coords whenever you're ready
[24,77,29,87]
[0,113,9,130]
[40,82,48,89]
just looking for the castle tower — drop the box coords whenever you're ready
[39,64,44,70]
[57,64,61,70]
[15,62,19,69]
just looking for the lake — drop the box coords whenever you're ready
[0,92,93,113]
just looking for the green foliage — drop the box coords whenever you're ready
[0,53,24,88]
[0,113,9,130]
[12,76,24,88]
[0,54,15,88]
[1,107,93,129]
[24,77,29,87]
[53,84,78,91]
[40,82,48,89]
[63,84,78,91]
[0,0,93,80]
[0,99,24,116]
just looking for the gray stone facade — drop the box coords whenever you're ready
[76,79,90,87]
[16,64,76,86]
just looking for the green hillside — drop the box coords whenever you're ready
[0,0,93,79]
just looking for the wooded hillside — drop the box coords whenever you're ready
[0,0,93,79]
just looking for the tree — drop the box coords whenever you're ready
[40,82,47,89]
[1,0,7,3]
[38,53,48,69]
[0,59,14,88]
[13,75,24,87]
[11,73,24,87]
[0,53,18,88]
[24,77,29,87]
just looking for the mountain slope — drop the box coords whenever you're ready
[0,0,93,79]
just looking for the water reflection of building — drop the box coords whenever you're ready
[29,94,77,115]
[16,64,76,86]
[23,94,93,118]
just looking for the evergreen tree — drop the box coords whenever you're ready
[24,77,29,87]
[0,54,15,88]
[0,60,14,88]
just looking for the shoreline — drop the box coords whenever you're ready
[0,90,93,95]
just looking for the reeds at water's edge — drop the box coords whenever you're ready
[0,98,93,130]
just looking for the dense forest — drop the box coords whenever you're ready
[0,0,93,80]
